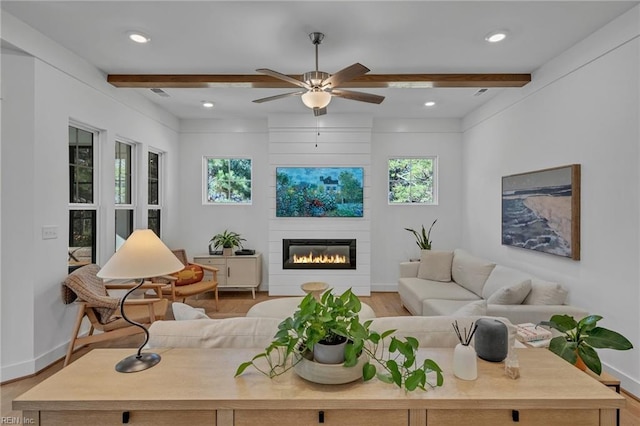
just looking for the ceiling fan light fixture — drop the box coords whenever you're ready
[424,101,436,107]
[202,101,214,108]
[484,30,508,43]
[127,31,151,44]
[301,90,331,109]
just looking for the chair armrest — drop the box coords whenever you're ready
[152,275,177,282]
[105,282,164,290]
[122,297,164,305]
[191,262,219,273]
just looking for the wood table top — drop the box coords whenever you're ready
[14,347,625,412]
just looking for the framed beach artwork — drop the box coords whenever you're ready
[501,164,580,260]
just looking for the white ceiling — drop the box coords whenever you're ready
[2,1,637,120]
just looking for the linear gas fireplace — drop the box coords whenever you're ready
[283,239,356,270]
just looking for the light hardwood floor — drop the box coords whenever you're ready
[2,291,638,425]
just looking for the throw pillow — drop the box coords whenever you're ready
[487,280,532,305]
[172,264,204,286]
[172,302,210,320]
[482,265,533,300]
[451,249,496,297]
[452,300,487,316]
[523,279,568,305]
[417,250,454,282]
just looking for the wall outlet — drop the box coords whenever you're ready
[42,225,58,240]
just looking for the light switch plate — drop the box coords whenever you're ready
[42,225,58,240]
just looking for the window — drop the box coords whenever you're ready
[148,151,161,237]
[204,157,252,204]
[115,141,135,249]
[69,125,98,269]
[388,157,437,204]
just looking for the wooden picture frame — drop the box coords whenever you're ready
[501,164,580,260]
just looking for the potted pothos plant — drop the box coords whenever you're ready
[235,289,444,392]
[405,219,437,250]
[538,314,633,375]
[209,230,245,256]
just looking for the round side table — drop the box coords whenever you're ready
[301,281,329,300]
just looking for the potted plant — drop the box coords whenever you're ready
[209,230,245,256]
[538,314,633,375]
[235,289,444,392]
[405,219,437,250]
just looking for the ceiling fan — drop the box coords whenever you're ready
[252,32,385,116]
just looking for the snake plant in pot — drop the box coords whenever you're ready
[538,314,633,375]
[405,219,437,250]
[235,288,444,392]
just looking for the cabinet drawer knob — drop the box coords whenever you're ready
[512,410,519,422]
[318,410,325,423]
[122,411,130,423]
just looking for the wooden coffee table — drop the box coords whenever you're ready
[14,347,624,426]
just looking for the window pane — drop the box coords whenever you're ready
[115,142,132,204]
[69,126,94,204]
[148,152,159,205]
[68,209,96,266]
[388,158,436,204]
[115,209,134,250]
[148,209,161,237]
[205,157,252,204]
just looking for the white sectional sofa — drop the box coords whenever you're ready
[398,249,588,325]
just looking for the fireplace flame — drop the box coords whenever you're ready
[293,252,347,264]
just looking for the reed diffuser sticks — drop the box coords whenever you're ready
[452,320,477,346]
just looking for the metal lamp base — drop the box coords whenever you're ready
[115,352,161,373]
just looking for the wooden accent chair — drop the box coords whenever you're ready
[61,264,168,367]
[153,249,219,310]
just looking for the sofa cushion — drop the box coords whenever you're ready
[422,299,479,316]
[399,278,480,302]
[172,302,209,320]
[482,265,534,299]
[148,317,282,349]
[451,249,496,297]
[453,300,488,316]
[487,280,532,305]
[524,279,568,305]
[417,250,453,282]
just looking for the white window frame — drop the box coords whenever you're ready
[115,139,137,249]
[68,121,100,265]
[387,156,438,205]
[148,149,163,237]
[202,156,253,205]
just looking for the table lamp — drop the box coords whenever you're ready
[97,229,184,373]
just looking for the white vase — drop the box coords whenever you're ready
[453,343,477,380]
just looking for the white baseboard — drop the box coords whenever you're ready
[604,363,640,399]
[370,283,398,292]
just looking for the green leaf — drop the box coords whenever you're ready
[405,370,426,391]
[577,344,602,375]
[583,327,633,350]
[406,336,419,351]
[577,315,602,333]
[235,361,253,377]
[377,372,394,384]
[548,336,578,364]
[363,362,377,381]
[380,329,396,339]
[546,314,578,333]
[386,360,402,386]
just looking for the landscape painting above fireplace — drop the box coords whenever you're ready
[276,167,364,217]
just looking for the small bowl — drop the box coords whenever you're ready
[293,354,367,385]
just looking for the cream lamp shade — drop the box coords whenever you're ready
[301,89,331,109]
[97,229,184,279]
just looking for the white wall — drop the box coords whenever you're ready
[177,119,269,280]
[1,15,181,381]
[461,6,640,395]
[371,119,463,289]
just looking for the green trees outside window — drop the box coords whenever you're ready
[205,158,252,204]
[388,158,436,204]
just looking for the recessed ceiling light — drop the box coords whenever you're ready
[202,101,215,108]
[485,30,508,43]
[127,31,151,44]
[424,101,436,107]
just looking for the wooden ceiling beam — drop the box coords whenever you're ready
[107,73,531,89]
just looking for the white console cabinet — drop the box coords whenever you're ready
[193,253,262,298]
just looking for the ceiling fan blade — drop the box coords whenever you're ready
[252,90,305,103]
[313,107,327,116]
[322,63,370,89]
[256,69,310,89]
[330,89,385,104]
